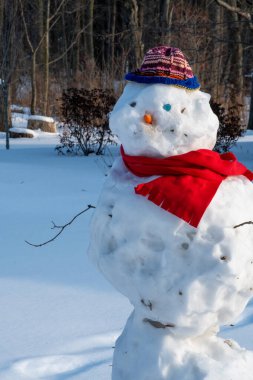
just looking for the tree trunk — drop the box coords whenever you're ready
[0,0,13,134]
[227,1,244,109]
[61,1,69,81]
[3,83,10,149]
[247,75,253,130]
[75,0,81,75]
[43,0,50,115]
[31,53,37,115]
[215,0,245,117]
[209,2,223,100]
[0,0,3,56]
[130,0,144,68]
[0,82,11,147]
[111,0,116,77]
[160,0,173,44]
[38,0,44,63]
[87,0,94,61]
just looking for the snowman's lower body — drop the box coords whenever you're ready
[112,311,253,380]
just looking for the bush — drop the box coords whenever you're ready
[211,101,245,153]
[56,88,116,155]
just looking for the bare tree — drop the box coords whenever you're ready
[216,0,253,30]
[159,0,174,45]
[19,0,88,115]
[0,0,251,127]
[0,0,20,148]
[129,0,144,68]
[19,0,45,114]
[215,0,246,119]
[86,0,94,62]
[43,0,50,115]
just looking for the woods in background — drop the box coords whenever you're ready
[0,0,253,122]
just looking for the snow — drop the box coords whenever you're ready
[9,127,35,135]
[89,82,253,379]
[11,105,31,115]
[0,101,253,379]
[112,313,253,380]
[11,112,29,129]
[28,115,55,123]
[10,112,55,131]
[0,131,131,380]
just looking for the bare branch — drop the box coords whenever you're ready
[19,0,65,56]
[215,0,253,30]
[234,221,253,229]
[18,0,35,53]
[0,2,19,80]
[49,0,69,22]
[49,24,90,65]
[34,14,62,54]
[25,204,95,248]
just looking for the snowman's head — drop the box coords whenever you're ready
[110,82,219,157]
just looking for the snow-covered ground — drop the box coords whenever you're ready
[1,129,253,379]
[0,131,131,380]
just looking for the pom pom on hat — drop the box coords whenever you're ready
[125,46,200,90]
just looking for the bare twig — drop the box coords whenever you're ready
[234,221,253,229]
[25,204,95,247]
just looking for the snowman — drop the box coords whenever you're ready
[88,46,253,379]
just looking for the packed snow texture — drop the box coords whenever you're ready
[89,158,253,338]
[113,312,253,380]
[88,82,253,379]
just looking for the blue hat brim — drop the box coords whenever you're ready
[125,72,200,90]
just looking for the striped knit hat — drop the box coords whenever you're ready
[125,46,200,90]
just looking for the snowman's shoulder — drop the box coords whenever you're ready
[109,156,129,180]
[98,157,127,194]
[95,157,136,210]
[110,157,134,182]
[220,174,253,194]
[201,175,253,228]
[108,157,149,187]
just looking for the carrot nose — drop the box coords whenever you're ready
[143,113,153,124]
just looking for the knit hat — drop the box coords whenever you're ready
[125,46,200,90]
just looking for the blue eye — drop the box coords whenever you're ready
[163,103,172,112]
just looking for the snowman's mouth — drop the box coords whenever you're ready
[143,318,175,329]
[142,119,157,131]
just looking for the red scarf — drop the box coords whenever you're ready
[121,146,253,227]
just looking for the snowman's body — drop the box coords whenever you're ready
[88,83,253,379]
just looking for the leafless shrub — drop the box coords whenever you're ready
[56,88,116,156]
